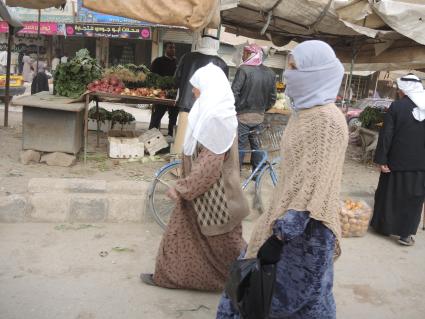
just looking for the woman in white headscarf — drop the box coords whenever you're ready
[141,63,249,291]
[217,40,348,319]
[371,74,425,246]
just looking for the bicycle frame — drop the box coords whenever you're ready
[255,156,280,189]
[240,149,269,189]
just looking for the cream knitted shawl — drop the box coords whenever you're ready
[246,104,348,258]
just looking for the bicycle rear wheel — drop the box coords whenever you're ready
[148,160,182,229]
[255,162,279,214]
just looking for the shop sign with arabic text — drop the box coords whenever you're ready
[65,24,151,39]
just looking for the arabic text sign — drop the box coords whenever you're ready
[0,22,59,35]
[65,24,152,40]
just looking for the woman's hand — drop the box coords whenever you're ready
[380,165,391,173]
[257,235,283,265]
[166,187,180,201]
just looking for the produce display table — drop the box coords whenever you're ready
[13,92,85,155]
[83,91,176,162]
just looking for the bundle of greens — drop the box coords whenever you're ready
[142,73,176,90]
[54,49,102,98]
[359,106,385,130]
[110,109,135,130]
[104,64,148,84]
[88,107,111,123]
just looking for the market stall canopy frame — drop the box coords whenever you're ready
[0,1,23,31]
[222,0,425,71]
[82,0,220,31]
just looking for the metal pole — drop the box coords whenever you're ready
[345,42,356,106]
[4,26,14,127]
[36,9,41,72]
[373,72,379,97]
[84,93,90,164]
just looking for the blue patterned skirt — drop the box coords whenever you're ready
[216,210,336,319]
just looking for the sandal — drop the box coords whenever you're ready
[398,236,415,246]
[140,273,157,286]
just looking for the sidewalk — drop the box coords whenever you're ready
[0,222,424,319]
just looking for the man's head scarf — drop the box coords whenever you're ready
[396,74,425,122]
[242,44,263,66]
[196,35,220,56]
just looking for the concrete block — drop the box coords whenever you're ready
[22,105,84,154]
[106,180,149,195]
[0,195,28,222]
[20,150,41,165]
[40,152,77,167]
[30,194,69,222]
[107,195,144,222]
[70,196,108,222]
[28,178,106,194]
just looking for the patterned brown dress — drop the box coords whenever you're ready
[152,147,246,291]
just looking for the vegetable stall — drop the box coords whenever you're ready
[12,49,177,162]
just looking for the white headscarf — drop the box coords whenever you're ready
[283,40,344,110]
[396,74,425,122]
[196,36,220,56]
[183,63,237,156]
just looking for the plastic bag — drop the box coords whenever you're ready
[340,199,372,237]
[225,258,276,319]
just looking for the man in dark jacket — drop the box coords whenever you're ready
[233,44,276,171]
[172,35,228,153]
[372,74,425,246]
[148,42,178,136]
[31,63,49,95]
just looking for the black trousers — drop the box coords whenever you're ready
[149,104,179,136]
[238,122,263,171]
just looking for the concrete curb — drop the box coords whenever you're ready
[0,178,154,223]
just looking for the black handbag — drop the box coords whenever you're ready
[225,258,277,319]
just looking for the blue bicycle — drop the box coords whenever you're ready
[147,126,283,229]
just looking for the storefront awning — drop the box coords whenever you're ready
[81,0,220,31]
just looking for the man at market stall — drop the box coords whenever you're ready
[232,43,276,172]
[371,74,425,246]
[31,63,49,95]
[172,35,228,153]
[148,42,178,137]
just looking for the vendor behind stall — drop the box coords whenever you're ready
[148,42,178,137]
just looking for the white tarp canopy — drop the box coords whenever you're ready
[222,0,425,71]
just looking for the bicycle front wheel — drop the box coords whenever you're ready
[255,162,279,214]
[148,160,182,229]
